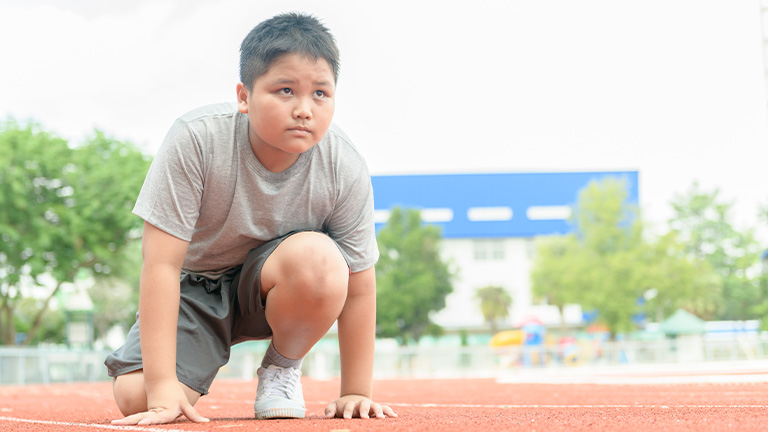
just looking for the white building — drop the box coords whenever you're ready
[371,171,639,333]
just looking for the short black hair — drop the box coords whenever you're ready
[240,12,340,90]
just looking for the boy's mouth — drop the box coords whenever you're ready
[287,126,312,137]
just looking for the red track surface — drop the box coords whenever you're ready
[1,377,767,431]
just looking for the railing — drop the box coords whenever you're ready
[2,333,767,385]
[221,333,768,381]
[0,347,109,385]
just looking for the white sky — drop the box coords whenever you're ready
[1,0,767,237]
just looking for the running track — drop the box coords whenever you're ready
[1,370,767,431]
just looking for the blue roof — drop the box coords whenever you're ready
[371,171,639,238]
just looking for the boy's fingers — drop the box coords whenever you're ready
[359,400,371,419]
[112,411,166,425]
[382,405,398,418]
[324,398,395,420]
[136,410,180,425]
[112,406,205,426]
[343,401,355,419]
[181,404,210,423]
[371,403,385,418]
[111,413,145,425]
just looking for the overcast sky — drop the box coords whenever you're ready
[1,0,766,237]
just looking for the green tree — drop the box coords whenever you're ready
[755,202,768,329]
[531,177,718,337]
[375,207,454,345]
[568,177,645,335]
[530,235,585,334]
[754,269,768,331]
[88,240,142,345]
[475,285,512,334]
[668,183,763,320]
[639,231,721,321]
[13,297,67,345]
[0,120,150,345]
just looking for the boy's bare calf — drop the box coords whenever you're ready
[261,231,349,360]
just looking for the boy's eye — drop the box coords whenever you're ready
[314,90,326,98]
[279,88,292,95]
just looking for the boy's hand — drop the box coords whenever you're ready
[111,379,209,425]
[324,394,397,419]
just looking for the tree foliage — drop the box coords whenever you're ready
[13,297,67,345]
[550,178,647,335]
[475,285,512,334]
[530,177,719,337]
[88,240,143,345]
[375,207,454,345]
[757,203,768,330]
[0,119,150,345]
[668,183,763,321]
[639,231,721,320]
[530,235,586,333]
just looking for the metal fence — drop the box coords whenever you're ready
[220,333,768,381]
[0,347,110,385]
[2,333,767,386]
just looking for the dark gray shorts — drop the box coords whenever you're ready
[104,231,309,395]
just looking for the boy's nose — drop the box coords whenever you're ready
[293,98,312,120]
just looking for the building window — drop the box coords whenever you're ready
[474,239,505,261]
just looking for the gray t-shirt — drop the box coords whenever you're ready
[133,102,379,278]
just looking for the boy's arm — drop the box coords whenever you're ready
[113,221,208,425]
[324,266,396,419]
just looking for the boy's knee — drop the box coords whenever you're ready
[112,372,202,417]
[112,372,147,416]
[285,233,349,297]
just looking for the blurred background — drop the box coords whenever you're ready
[1,0,767,384]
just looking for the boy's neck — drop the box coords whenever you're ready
[248,131,303,173]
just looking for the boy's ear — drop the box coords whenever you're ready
[236,83,249,113]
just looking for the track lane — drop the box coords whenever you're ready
[1,377,766,431]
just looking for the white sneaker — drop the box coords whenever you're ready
[254,365,306,419]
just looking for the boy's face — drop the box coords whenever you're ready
[237,53,335,172]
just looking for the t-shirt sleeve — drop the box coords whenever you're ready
[132,118,205,241]
[327,158,379,273]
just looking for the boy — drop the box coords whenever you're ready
[106,13,396,424]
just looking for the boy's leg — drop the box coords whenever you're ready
[106,271,239,418]
[260,231,349,359]
[245,231,349,419]
[112,370,202,416]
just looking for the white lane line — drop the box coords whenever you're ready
[202,400,768,409]
[0,416,189,432]
[496,376,768,385]
[383,403,768,409]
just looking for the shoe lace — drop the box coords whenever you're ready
[260,366,301,399]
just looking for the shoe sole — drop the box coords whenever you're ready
[254,407,306,419]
